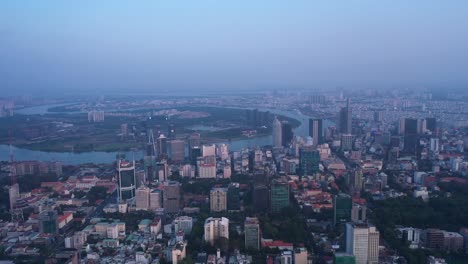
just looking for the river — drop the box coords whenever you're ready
[3,105,332,164]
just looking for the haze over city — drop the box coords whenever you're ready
[1,1,468,95]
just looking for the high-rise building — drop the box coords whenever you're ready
[149,189,162,209]
[350,169,363,193]
[188,133,201,149]
[173,216,193,234]
[346,223,379,264]
[273,116,283,147]
[9,183,19,211]
[121,123,128,138]
[39,210,59,234]
[163,181,181,214]
[87,111,105,122]
[299,147,320,176]
[244,217,260,250]
[351,203,367,223]
[373,111,383,122]
[341,134,354,151]
[334,193,352,225]
[430,138,439,153]
[270,180,289,213]
[216,144,229,161]
[227,183,240,211]
[155,160,168,182]
[202,144,216,157]
[281,122,293,147]
[190,146,202,166]
[426,117,437,133]
[309,119,323,146]
[253,185,269,212]
[339,99,352,134]
[168,124,176,139]
[169,140,185,162]
[157,134,168,159]
[210,187,228,212]
[204,217,229,246]
[135,186,150,210]
[117,160,136,201]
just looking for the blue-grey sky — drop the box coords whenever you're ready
[1,1,468,95]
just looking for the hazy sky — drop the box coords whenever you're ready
[1,1,468,95]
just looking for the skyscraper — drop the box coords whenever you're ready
[299,147,320,176]
[351,203,367,223]
[273,116,283,147]
[163,181,181,214]
[346,223,380,264]
[309,119,323,146]
[334,193,352,225]
[188,133,201,150]
[341,134,355,151]
[340,99,352,134]
[227,183,240,211]
[281,121,293,147]
[117,159,136,201]
[39,210,59,234]
[169,139,185,162]
[270,180,290,213]
[136,186,150,210]
[204,217,229,246]
[210,187,228,212]
[244,217,260,250]
[156,134,168,159]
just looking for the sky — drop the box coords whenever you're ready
[1,1,468,95]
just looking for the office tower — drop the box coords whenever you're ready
[155,160,168,182]
[309,119,323,146]
[253,185,269,212]
[163,181,181,214]
[167,124,176,139]
[404,118,418,134]
[190,146,202,166]
[339,99,352,134]
[117,160,136,201]
[244,217,260,250]
[346,223,380,264]
[149,189,162,209]
[430,138,439,153]
[270,180,290,213]
[216,143,229,160]
[273,116,283,147]
[135,186,150,210]
[351,203,367,223]
[204,217,229,246]
[299,146,320,176]
[417,118,426,134]
[210,187,228,212]
[341,134,354,151]
[156,134,168,159]
[174,216,193,234]
[39,210,59,234]
[398,118,405,135]
[188,133,201,149]
[426,117,436,133]
[202,144,216,157]
[334,193,352,225]
[281,121,293,147]
[227,183,240,211]
[169,139,185,162]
